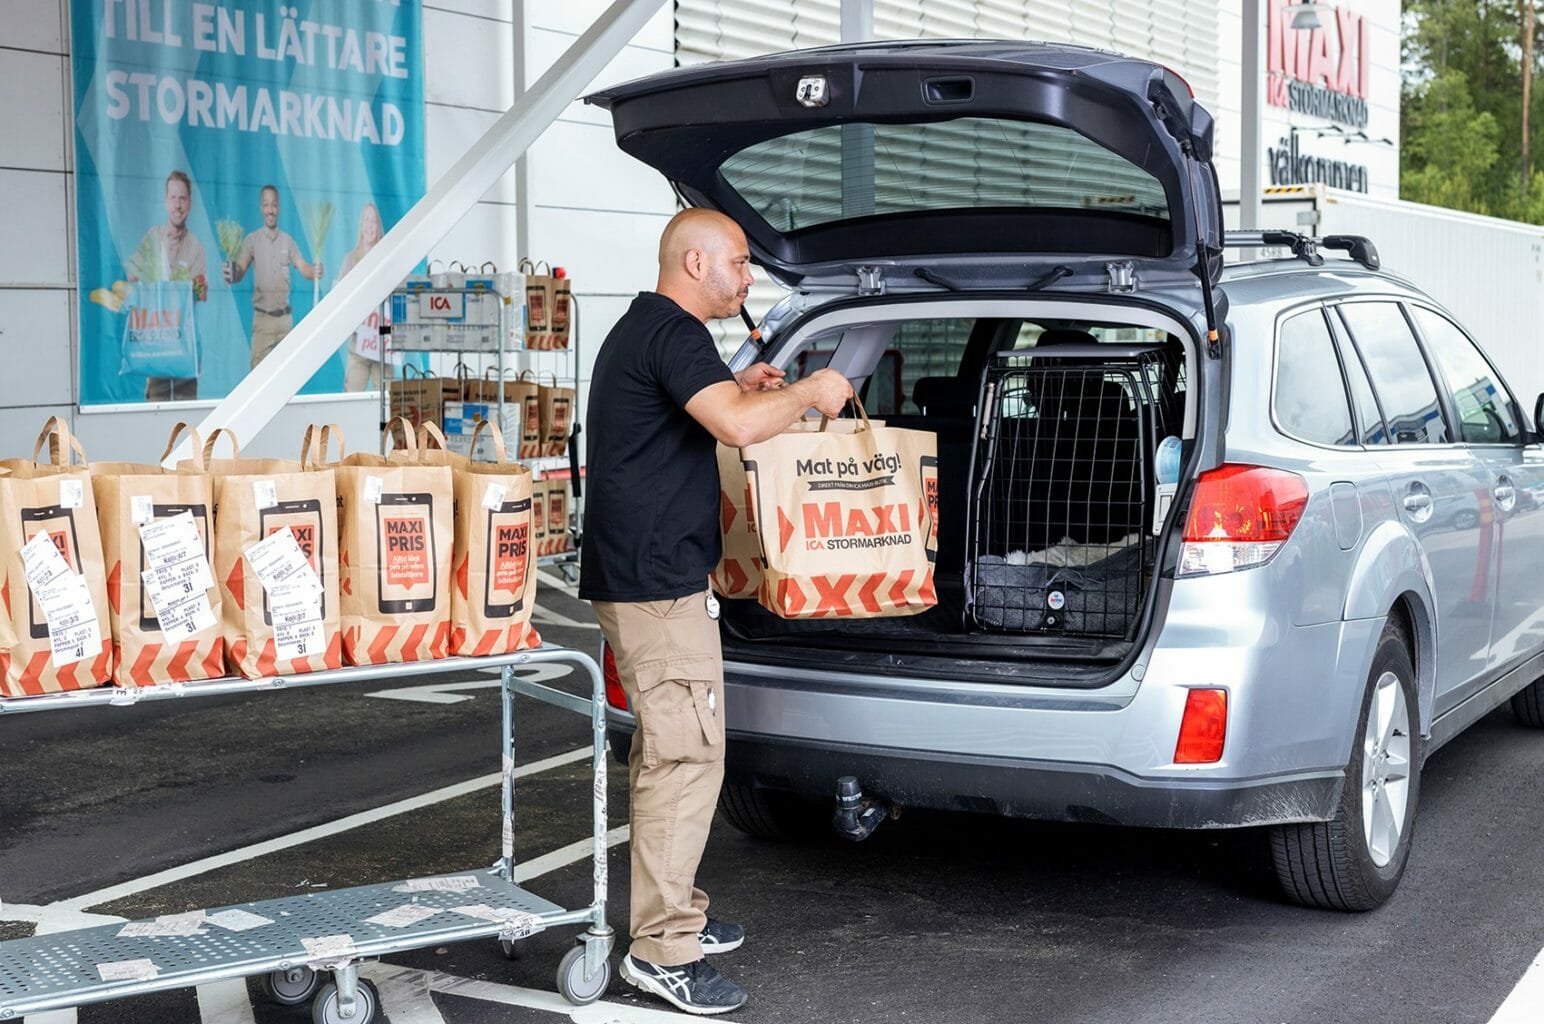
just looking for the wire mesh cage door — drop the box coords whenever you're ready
[967,355,1160,639]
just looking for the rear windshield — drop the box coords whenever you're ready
[719,117,1172,232]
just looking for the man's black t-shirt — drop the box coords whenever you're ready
[579,292,735,603]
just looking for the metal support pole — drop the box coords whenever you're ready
[501,664,516,880]
[167,0,668,466]
[1240,0,1266,232]
[840,0,874,43]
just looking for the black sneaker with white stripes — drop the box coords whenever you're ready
[698,918,745,954]
[620,954,749,1016]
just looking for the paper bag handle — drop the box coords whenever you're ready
[383,416,419,458]
[202,428,241,462]
[161,422,205,470]
[539,371,561,388]
[517,257,537,274]
[32,416,89,468]
[818,394,872,433]
[301,423,346,467]
[518,369,538,382]
[417,421,452,454]
[469,419,508,463]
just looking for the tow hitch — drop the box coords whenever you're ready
[832,776,890,841]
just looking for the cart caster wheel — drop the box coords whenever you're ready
[311,979,380,1024]
[499,937,529,959]
[556,944,610,1005]
[261,966,322,1005]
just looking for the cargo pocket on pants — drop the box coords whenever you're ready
[633,659,723,768]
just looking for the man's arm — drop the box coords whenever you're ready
[226,236,253,283]
[685,367,853,448]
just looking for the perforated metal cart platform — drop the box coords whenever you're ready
[0,646,613,1022]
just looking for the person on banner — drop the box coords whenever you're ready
[223,184,323,369]
[126,169,208,401]
[338,203,395,392]
[581,208,852,1016]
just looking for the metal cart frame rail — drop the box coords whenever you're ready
[0,646,611,1021]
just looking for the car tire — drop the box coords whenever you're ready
[717,783,828,842]
[1269,618,1422,911]
[1511,678,1544,727]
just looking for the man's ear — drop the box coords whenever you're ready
[683,247,706,281]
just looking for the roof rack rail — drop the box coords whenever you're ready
[1222,230,1380,271]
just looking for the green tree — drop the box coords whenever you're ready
[1402,71,1502,213]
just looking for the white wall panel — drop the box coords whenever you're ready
[0,405,72,453]
[432,201,521,268]
[531,0,674,52]
[0,289,72,407]
[0,50,66,172]
[6,0,64,53]
[424,1,512,24]
[0,169,70,286]
[425,104,519,205]
[423,7,516,111]
[528,119,675,214]
[526,205,671,294]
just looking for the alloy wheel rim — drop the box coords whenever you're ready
[1361,670,1412,867]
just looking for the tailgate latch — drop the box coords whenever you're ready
[856,266,885,296]
[1105,261,1137,293]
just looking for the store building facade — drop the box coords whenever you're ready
[0,0,1400,459]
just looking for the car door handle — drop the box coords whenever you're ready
[1402,492,1433,515]
[1496,477,1517,511]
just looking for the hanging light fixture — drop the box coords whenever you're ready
[1289,0,1323,30]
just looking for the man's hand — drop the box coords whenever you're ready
[805,368,854,417]
[734,362,785,392]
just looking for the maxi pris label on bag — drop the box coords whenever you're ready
[485,499,531,619]
[20,528,102,667]
[244,527,325,660]
[376,492,437,613]
[791,451,919,559]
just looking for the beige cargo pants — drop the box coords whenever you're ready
[592,592,724,967]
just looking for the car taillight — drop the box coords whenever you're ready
[1174,688,1227,764]
[1179,464,1308,576]
[602,642,629,711]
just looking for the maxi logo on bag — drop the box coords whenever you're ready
[791,452,916,552]
[492,521,528,596]
[383,516,430,586]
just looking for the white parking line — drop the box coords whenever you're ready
[539,570,582,598]
[366,663,573,704]
[1489,947,1544,1023]
[533,605,601,630]
[194,979,257,1024]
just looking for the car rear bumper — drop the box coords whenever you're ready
[720,731,1343,829]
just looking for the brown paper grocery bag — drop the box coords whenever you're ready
[200,430,343,678]
[520,258,554,350]
[0,418,114,697]
[538,374,576,457]
[449,421,541,656]
[550,271,572,351]
[319,420,455,665]
[93,422,224,687]
[711,418,884,600]
[741,401,937,619]
[544,476,571,556]
[389,365,452,433]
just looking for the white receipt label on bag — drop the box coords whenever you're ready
[244,529,321,595]
[59,479,83,509]
[364,476,384,504]
[21,532,71,592]
[131,495,154,525]
[252,479,278,510]
[482,483,506,510]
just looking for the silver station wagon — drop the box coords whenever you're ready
[588,40,1544,910]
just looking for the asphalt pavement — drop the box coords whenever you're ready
[2,574,1543,1023]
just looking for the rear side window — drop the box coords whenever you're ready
[1275,309,1355,446]
[1410,307,1521,444]
[1337,303,1452,444]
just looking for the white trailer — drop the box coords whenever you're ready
[1226,184,1544,408]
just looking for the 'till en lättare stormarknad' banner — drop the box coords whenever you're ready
[71,1,425,405]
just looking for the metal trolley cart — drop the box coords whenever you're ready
[0,646,612,1022]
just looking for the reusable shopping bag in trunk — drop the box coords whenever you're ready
[741,402,938,618]
[316,421,455,665]
[711,418,885,600]
[0,418,115,696]
[200,431,343,678]
[448,421,541,656]
[93,422,224,686]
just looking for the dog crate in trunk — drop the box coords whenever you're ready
[967,343,1178,639]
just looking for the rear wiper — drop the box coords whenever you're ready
[912,264,1074,291]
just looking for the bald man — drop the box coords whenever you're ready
[581,209,851,1015]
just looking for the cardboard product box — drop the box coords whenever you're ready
[442,401,526,462]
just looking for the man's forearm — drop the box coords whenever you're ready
[730,377,830,447]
